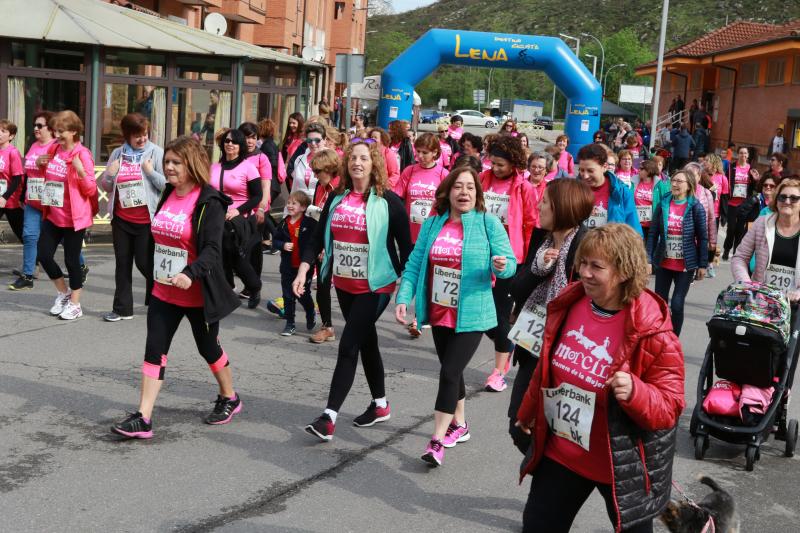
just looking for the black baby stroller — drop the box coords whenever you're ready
[691,281,799,471]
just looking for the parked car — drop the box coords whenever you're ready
[533,116,553,130]
[455,110,498,128]
[420,109,449,124]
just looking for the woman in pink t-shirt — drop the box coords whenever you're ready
[210,128,263,309]
[111,136,242,440]
[703,153,729,226]
[292,141,412,443]
[554,134,574,177]
[615,149,635,188]
[0,119,24,243]
[280,112,305,176]
[633,160,659,242]
[37,110,97,321]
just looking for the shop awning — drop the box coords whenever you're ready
[0,0,320,67]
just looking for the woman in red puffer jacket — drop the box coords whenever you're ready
[515,223,685,533]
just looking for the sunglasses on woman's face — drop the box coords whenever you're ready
[350,137,376,144]
[763,184,776,190]
[306,137,323,144]
[777,194,800,204]
[33,122,47,129]
[223,138,235,144]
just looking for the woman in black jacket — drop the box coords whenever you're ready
[112,136,241,440]
[507,179,594,453]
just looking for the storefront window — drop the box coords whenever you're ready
[177,57,232,82]
[244,63,271,85]
[272,64,298,87]
[105,50,166,77]
[171,88,232,160]
[242,92,270,124]
[11,42,85,71]
[270,94,296,141]
[100,83,167,161]
[6,77,87,154]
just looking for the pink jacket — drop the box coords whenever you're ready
[383,146,400,189]
[41,143,97,231]
[479,169,535,263]
[732,213,800,287]
[695,185,717,248]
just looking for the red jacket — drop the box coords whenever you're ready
[517,281,685,481]
[479,169,535,263]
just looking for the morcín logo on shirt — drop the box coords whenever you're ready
[552,326,614,389]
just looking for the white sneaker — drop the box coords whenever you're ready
[49,292,71,316]
[59,301,83,320]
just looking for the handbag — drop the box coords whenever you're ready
[219,165,257,258]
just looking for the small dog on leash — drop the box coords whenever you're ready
[660,476,739,533]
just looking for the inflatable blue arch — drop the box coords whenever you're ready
[378,29,602,156]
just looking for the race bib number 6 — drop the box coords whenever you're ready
[410,199,433,225]
[508,304,547,355]
[543,382,596,451]
[333,241,368,279]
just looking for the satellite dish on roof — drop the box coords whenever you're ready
[203,13,228,36]
[314,47,326,62]
[301,46,316,61]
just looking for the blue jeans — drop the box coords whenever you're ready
[21,204,85,276]
[654,267,696,336]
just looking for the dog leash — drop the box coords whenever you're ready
[671,480,716,533]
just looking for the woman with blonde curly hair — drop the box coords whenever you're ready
[293,140,412,442]
[516,223,684,533]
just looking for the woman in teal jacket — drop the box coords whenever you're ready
[395,166,516,466]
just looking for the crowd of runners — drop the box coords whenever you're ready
[1,108,797,532]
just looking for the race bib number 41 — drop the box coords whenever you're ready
[542,382,596,451]
[432,265,461,308]
[508,304,547,355]
[154,243,188,284]
[333,241,368,279]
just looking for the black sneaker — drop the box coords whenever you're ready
[9,275,34,291]
[12,268,38,280]
[305,413,335,441]
[205,394,242,425]
[281,324,296,336]
[722,251,730,261]
[306,313,316,331]
[111,412,153,439]
[104,312,133,322]
[353,401,391,427]
[248,289,261,309]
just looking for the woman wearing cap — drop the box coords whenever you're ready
[100,113,166,322]
[480,135,536,392]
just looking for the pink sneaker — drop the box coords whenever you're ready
[485,369,507,392]
[421,438,444,467]
[442,422,470,448]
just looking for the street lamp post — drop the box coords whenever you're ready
[603,63,626,100]
[585,54,598,78]
[581,32,605,84]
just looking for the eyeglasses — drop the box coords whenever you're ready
[762,184,776,190]
[670,178,687,184]
[306,137,323,144]
[223,138,236,144]
[33,123,47,129]
[350,137,376,144]
[777,194,800,204]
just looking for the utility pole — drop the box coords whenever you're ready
[650,0,670,150]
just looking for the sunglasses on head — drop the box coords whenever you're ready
[350,137,376,144]
[777,194,800,204]
[306,137,323,144]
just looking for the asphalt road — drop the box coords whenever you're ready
[1,236,798,532]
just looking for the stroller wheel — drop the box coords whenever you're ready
[745,445,757,471]
[785,419,798,458]
[694,436,708,460]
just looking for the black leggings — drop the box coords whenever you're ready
[142,296,228,380]
[723,203,744,254]
[111,217,153,316]
[326,289,391,411]
[316,262,333,327]
[222,229,262,293]
[523,456,653,533]
[431,327,483,413]
[485,273,515,353]
[37,219,86,291]
[508,346,539,454]
[0,207,24,243]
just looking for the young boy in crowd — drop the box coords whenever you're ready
[273,191,317,336]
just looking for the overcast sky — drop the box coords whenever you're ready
[392,0,436,13]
